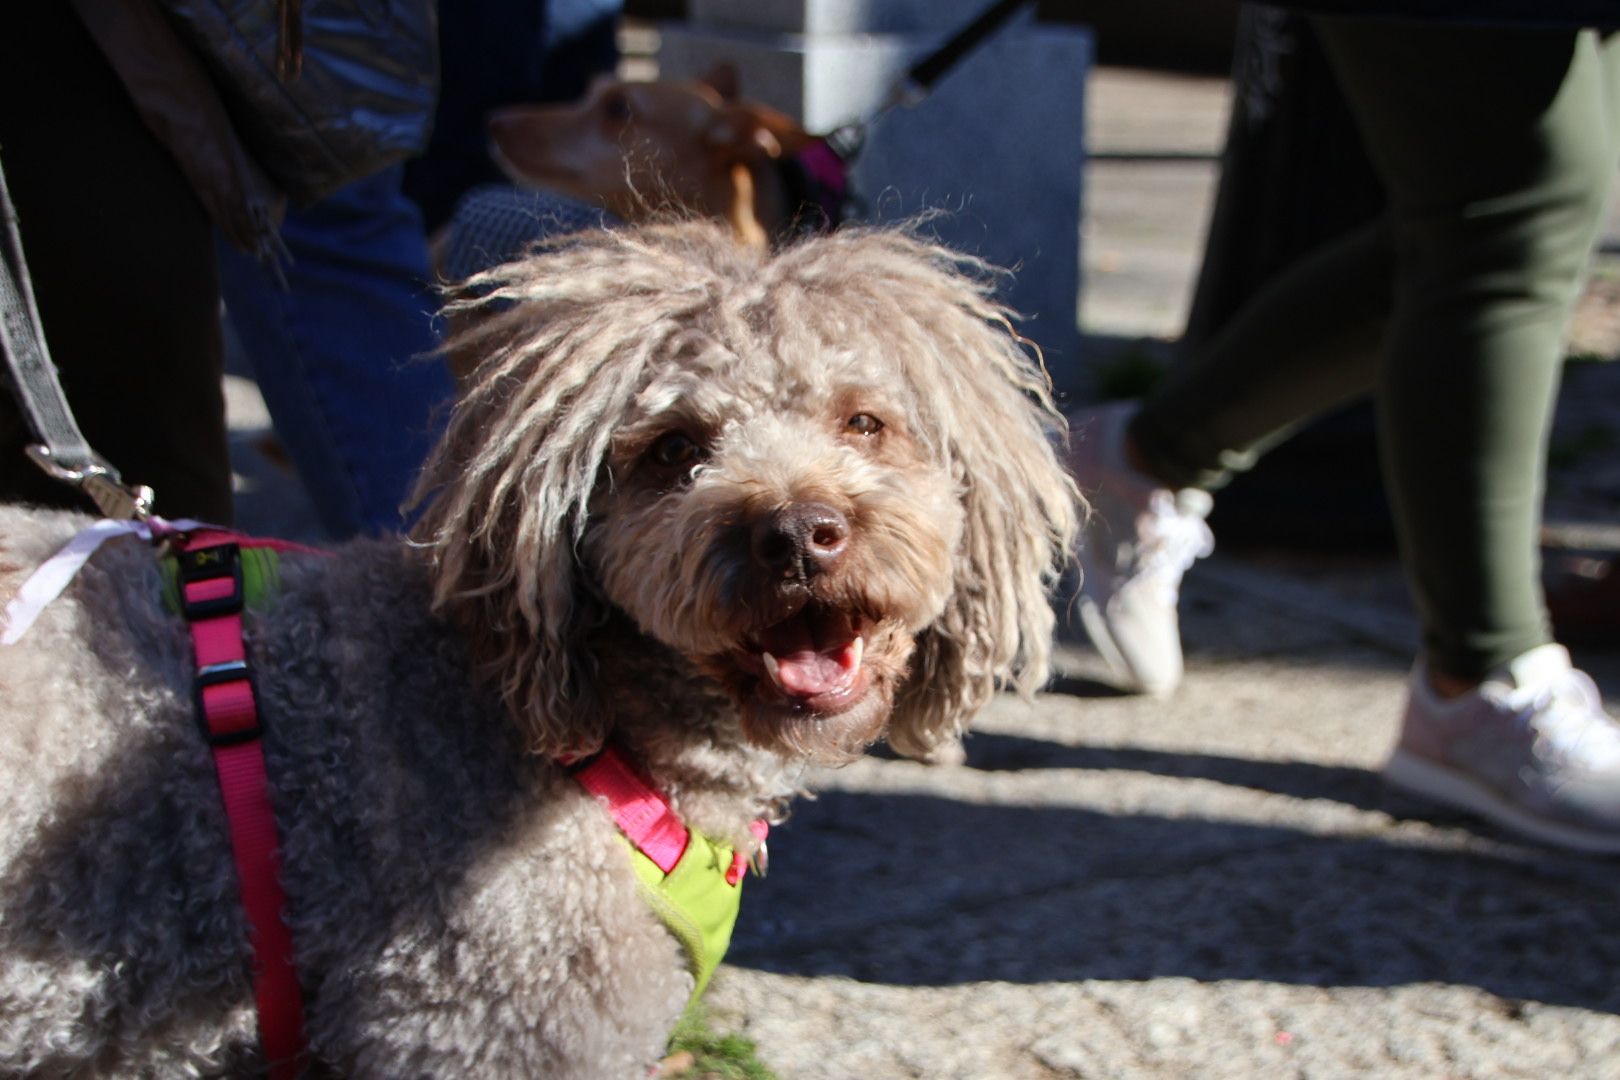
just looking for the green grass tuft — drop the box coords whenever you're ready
[665,1006,776,1080]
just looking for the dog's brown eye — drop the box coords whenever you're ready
[846,413,884,436]
[650,432,704,470]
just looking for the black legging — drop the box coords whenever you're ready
[0,4,233,523]
[1132,21,1620,680]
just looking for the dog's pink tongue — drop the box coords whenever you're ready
[760,610,859,697]
[772,649,850,696]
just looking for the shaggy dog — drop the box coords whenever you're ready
[0,223,1078,1077]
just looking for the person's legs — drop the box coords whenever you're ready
[1074,133,1394,696]
[0,4,231,523]
[1128,218,1391,492]
[216,165,456,537]
[1317,20,1620,851]
[1317,22,1620,683]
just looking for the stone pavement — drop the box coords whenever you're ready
[222,65,1620,1080]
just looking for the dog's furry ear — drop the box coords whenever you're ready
[411,225,751,757]
[795,231,1082,758]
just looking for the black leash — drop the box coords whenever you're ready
[0,150,152,519]
[822,0,1036,161]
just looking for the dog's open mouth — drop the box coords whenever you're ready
[735,602,870,715]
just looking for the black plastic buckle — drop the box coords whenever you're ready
[177,541,244,621]
[194,659,263,747]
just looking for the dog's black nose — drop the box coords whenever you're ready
[752,502,850,579]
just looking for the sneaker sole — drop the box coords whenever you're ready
[1384,749,1620,855]
[1076,595,1177,698]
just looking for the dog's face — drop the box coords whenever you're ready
[416,223,1078,766]
[584,346,966,762]
[486,67,811,247]
[488,79,715,213]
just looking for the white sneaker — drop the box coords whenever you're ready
[1071,402,1214,697]
[1384,644,1620,853]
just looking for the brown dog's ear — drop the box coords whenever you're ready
[409,345,613,758]
[702,107,787,248]
[889,359,1079,757]
[815,234,1080,760]
[409,228,746,758]
[700,61,742,101]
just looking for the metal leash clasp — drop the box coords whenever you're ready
[26,444,155,521]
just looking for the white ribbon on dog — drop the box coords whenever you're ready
[0,516,204,645]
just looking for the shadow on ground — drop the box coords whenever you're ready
[967,731,1390,812]
[730,746,1620,1014]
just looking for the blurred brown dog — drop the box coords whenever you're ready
[486,64,846,249]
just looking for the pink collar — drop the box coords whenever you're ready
[570,746,767,885]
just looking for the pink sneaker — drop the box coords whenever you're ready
[1384,644,1620,853]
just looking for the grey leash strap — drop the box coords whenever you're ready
[0,150,152,519]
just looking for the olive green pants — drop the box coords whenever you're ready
[1132,20,1620,680]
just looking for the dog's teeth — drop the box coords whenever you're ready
[849,636,865,671]
[762,651,785,690]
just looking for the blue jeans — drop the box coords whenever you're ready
[217,166,455,538]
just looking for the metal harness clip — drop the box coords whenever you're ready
[25,444,155,521]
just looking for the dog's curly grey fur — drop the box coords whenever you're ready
[0,222,1079,1077]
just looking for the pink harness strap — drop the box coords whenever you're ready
[177,529,312,1080]
[571,746,770,886]
[572,746,691,873]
